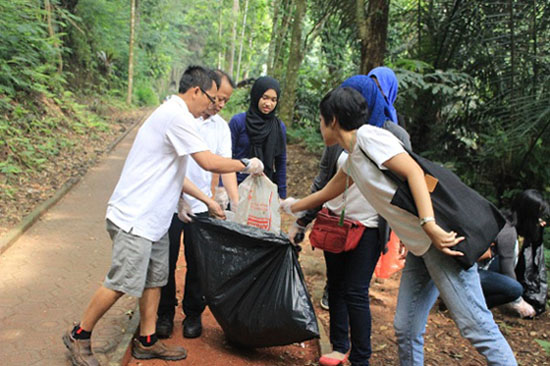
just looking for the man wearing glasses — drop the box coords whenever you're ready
[156,70,240,340]
[62,65,263,366]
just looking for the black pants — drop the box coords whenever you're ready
[158,212,208,318]
[324,227,380,366]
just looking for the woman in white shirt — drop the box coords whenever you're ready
[282,87,517,366]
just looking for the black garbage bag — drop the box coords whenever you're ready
[187,216,319,347]
[515,238,547,315]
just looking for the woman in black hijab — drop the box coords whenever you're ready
[229,76,287,198]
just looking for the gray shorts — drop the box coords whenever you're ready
[103,219,169,297]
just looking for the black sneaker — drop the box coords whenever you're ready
[155,313,174,339]
[320,285,329,311]
[183,315,202,338]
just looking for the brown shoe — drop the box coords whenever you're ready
[131,339,187,360]
[62,330,99,366]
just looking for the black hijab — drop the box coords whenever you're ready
[245,76,284,181]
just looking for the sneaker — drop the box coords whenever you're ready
[62,328,99,366]
[156,313,174,339]
[131,338,187,360]
[320,285,329,311]
[183,315,202,338]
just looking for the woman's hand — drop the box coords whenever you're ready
[279,197,305,218]
[422,222,465,256]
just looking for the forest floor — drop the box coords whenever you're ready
[0,111,549,365]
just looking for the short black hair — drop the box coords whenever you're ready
[319,87,368,131]
[215,69,236,89]
[178,65,216,93]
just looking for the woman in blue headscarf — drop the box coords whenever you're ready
[340,75,395,127]
[367,66,399,124]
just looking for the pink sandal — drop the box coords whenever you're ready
[319,352,348,366]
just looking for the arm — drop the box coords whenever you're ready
[494,223,518,279]
[298,145,342,226]
[383,152,464,256]
[274,122,287,199]
[182,178,225,219]
[210,173,220,196]
[221,173,239,203]
[191,150,245,174]
[290,168,350,213]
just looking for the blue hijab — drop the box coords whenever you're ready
[367,66,398,123]
[340,75,394,127]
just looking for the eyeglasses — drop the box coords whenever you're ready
[199,87,216,104]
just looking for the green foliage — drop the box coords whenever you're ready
[134,81,159,107]
[535,339,550,356]
[0,1,64,98]
[286,126,324,153]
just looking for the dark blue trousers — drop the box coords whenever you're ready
[324,227,380,366]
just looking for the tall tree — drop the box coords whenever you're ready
[127,0,136,104]
[228,0,240,79]
[236,0,250,82]
[359,0,389,73]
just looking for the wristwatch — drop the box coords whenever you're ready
[419,216,435,227]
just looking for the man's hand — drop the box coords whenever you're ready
[177,197,193,223]
[207,198,226,220]
[241,157,264,175]
[422,221,465,256]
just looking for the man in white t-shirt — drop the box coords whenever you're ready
[62,66,264,366]
[156,70,239,339]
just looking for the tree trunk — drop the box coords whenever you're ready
[217,0,224,69]
[236,0,249,82]
[127,0,136,105]
[357,0,390,74]
[267,0,281,75]
[271,0,292,80]
[44,0,63,73]
[278,0,306,127]
[228,0,239,79]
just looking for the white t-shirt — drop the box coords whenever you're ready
[106,95,208,241]
[184,114,232,213]
[346,125,432,256]
[325,151,378,227]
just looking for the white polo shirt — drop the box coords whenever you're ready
[347,125,432,256]
[106,95,208,241]
[183,114,232,213]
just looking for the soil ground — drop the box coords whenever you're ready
[1,115,549,365]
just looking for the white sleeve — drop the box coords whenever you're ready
[166,115,208,157]
[357,125,405,170]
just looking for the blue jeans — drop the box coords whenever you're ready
[479,268,523,308]
[394,246,517,366]
[324,227,381,366]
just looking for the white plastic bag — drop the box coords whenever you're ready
[235,175,281,233]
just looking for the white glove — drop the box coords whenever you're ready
[280,197,305,218]
[177,196,193,223]
[288,222,306,245]
[241,157,264,175]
